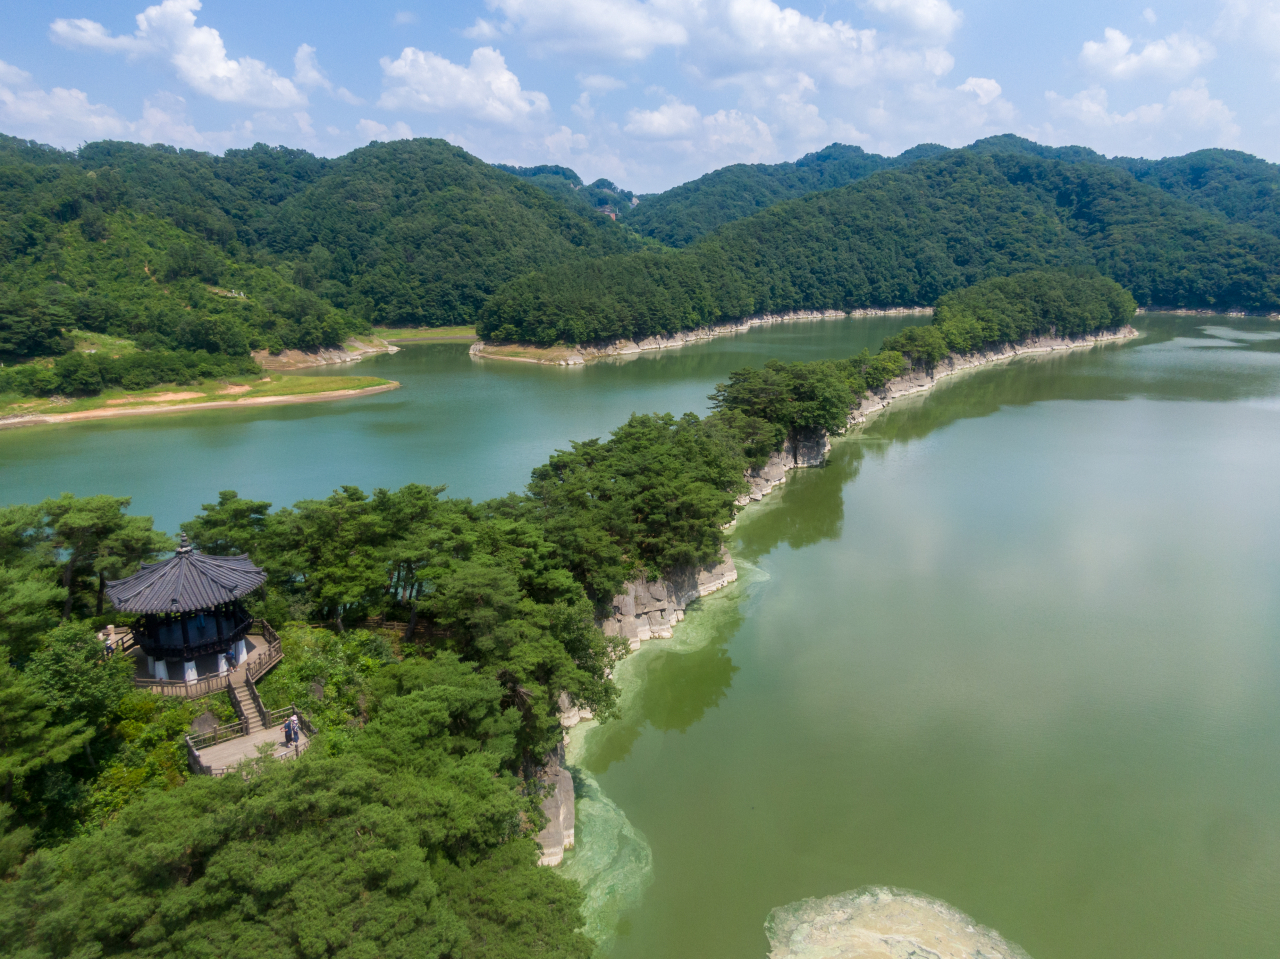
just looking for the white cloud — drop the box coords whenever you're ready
[293,44,328,89]
[702,108,775,159]
[1143,7,1157,23]
[484,0,688,59]
[1216,1,1280,56]
[625,99,701,137]
[1079,27,1214,80]
[293,43,364,104]
[572,92,595,119]
[50,0,304,107]
[379,47,549,124]
[357,118,414,141]
[957,76,1001,105]
[1046,81,1239,141]
[862,0,963,38]
[0,60,129,142]
[544,124,590,159]
[622,96,775,160]
[578,73,625,92]
[463,18,507,40]
[393,11,418,25]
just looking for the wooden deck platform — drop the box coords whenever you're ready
[196,726,310,775]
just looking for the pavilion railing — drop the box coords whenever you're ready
[185,735,213,776]
[247,620,283,683]
[187,716,249,750]
[135,673,228,700]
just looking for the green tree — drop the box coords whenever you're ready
[0,658,90,804]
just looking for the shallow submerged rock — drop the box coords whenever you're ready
[766,887,1031,959]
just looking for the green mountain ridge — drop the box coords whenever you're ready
[4,129,1279,371]
[477,150,1280,345]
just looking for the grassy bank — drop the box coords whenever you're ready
[374,325,477,343]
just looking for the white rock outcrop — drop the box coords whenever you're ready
[536,744,576,867]
[598,550,739,651]
[850,327,1139,425]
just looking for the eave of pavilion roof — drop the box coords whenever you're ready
[106,538,266,614]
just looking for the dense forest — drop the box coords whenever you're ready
[0,134,639,399]
[4,127,1277,398]
[0,272,1133,955]
[616,142,949,246]
[605,134,1280,249]
[497,163,639,220]
[477,151,1280,345]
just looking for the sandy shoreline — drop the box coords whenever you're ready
[0,383,400,431]
[470,307,936,366]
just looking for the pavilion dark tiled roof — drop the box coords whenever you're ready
[106,535,266,614]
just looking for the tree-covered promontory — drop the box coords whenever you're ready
[477,152,1279,346]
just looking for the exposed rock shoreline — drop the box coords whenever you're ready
[252,335,399,370]
[536,325,1141,869]
[469,307,935,367]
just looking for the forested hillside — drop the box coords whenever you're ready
[497,163,639,220]
[477,151,1280,345]
[966,135,1280,238]
[0,134,639,342]
[617,142,949,246]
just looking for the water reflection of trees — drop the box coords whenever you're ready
[585,602,745,774]
[734,440,865,563]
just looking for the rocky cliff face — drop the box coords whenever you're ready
[849,327,1139,425]
[599,549,739,650]
[737,427,832,504]
[535,742,576,867]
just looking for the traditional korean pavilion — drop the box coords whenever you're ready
[106,534,266,685]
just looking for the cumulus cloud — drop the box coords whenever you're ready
[0,65,254,151]
[50,0,304,107]
[357,118,414,141]
[463,18,508,40]
[0,60,128,141]
[1216,0,1280,56]
[379,47,549,124]
[957,76,1001,105]
[1079,27,1214,80]
[1046,80,1239,142]
[293,43,363,104]
[625,99,701,137]
[623,96,775,160]
[484,0,688,59]
[862,0,963,38]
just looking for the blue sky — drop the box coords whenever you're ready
[1,0,1277,192]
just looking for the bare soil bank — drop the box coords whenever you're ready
[0,383,400,431]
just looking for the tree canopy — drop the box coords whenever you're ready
[477,152,1280,345]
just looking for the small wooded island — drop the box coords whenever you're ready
[0,272,1138,957]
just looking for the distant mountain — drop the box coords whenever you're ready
[614,143,950,246]
[478,151,1280,346]
[540,134,1278,250]
[0,134,640,330]
[496,164,638,220]
[965,135,1280,239]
